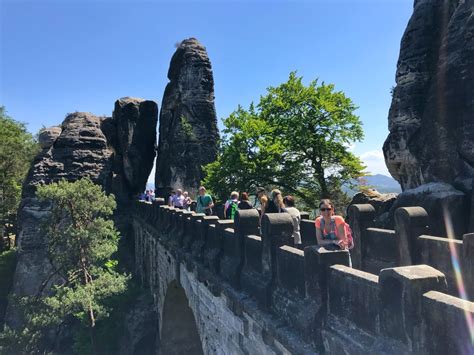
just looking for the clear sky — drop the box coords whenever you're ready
[1,0,414,178]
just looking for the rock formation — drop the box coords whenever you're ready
[108,97,158,201]
[348,190,398,228]
[384,0,474,189]
[383,0,474,235]
[7,100,157,327]
[155,38,219,197]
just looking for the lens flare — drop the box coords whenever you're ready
[442,206,474,345]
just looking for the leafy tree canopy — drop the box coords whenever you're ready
[203,72,365,209]
[0,107,39,237]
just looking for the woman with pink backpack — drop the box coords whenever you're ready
[315,199,353,251]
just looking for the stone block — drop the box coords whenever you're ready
[183,213,205,251]
[419,235,463,298]
[220,228,243,289]
[215,219,235,231]
[272,245,319,341]
[363,228,397,274]
[394,206,429,265]
[347,204,375,269]
[261,213,293,277]
[202,225,222,274]
[300,219,318,248]
[234,209,260,237]
[304,246,350,303]
[173,210,193,247]
[275,246,305,297]
[191,216,219,261]
[379,265,447,352]
[328,265,379,334]
[241,235,270,308]
[463,233,474,301]
[422,290,474,355]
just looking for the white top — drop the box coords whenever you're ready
[171,194,185,207]
[285,207,302,244]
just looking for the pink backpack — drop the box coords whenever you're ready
[320,217,354,250]
[344,222,354,250]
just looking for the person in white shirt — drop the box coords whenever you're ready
[171,189,185,208]
[283,195,301,246]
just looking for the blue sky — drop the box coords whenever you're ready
[1,0,413,178]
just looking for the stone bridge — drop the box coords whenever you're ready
[132,201,473,354]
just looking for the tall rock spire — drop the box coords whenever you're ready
[383,0,474,191]
[155,38,219,197]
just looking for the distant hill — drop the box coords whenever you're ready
[362,174,401,193]
[342,174,401,196]
[145,174,402,196]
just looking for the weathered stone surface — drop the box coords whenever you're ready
[118,293,158,355]
[23,112,113,199]
[38,126,62,149]
[111,97,158,200]
[388,182,468,237]
[348,190,398,228]
[7,105,158,328]
[384,0,474,190]
[155,38,219,197]
[133,200,472,354]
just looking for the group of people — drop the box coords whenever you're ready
[157,185,350,252]
[168,189,192,210]
[140,189,155,202]
[240,187,350,252]
[167,186,215,215]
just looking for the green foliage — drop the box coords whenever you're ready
[0,106,39,237]
[203,72,366,209]
[0,249,16,325]
[0,178,129,354]
[180,114,196,140]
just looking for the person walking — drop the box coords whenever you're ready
[196,186,214,215]
[224,191,240,220]
[238,192,253,210]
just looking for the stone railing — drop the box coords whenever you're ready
[349,204,474,300]
[133,200,473,354]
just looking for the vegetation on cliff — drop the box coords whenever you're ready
[203,72,365,209]
[0,178,129,354]
[0,106,39,248]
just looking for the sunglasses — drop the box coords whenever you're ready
[320,208,332,212]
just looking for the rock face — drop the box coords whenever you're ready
[388,183,468,237]
[7,103,157,328]
[155,38,219,197]
[24,113,113,198]
[38,126,62,149]
[109,97,158,201]
[383,0,474,190]
[348,190,398,228]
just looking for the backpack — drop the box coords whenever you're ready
[320,217,354,250]
[226,200,238,220]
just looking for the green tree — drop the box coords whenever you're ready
[0,107,39,247]
[203,72,365,208]
[0,178,128,354]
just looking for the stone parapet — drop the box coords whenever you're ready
[132,201,473,353]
